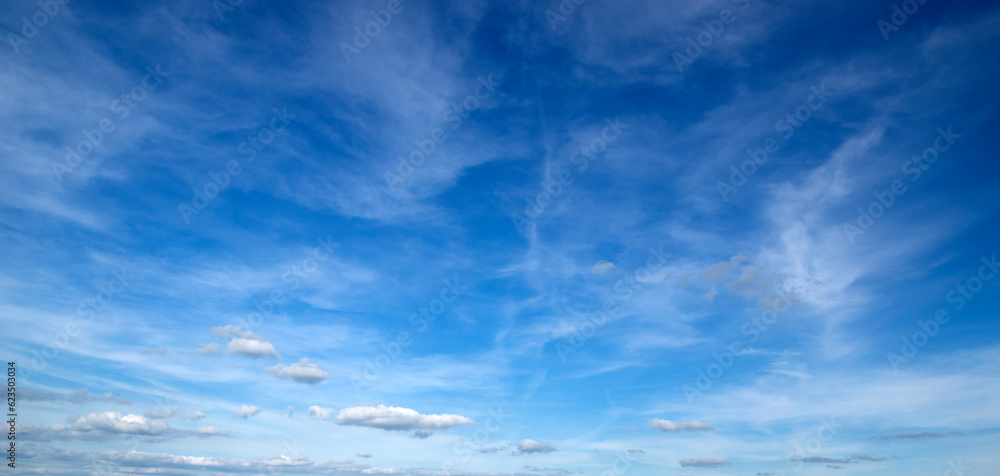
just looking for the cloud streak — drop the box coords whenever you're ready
[649,419,715,432]
[678,457,731,468]
[333,405,473,437]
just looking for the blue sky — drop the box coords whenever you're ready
[2,0,1000,474]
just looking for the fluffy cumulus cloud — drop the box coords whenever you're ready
[649,419,715,432]
[184,411,206,421]
[591,260,616,275]
[265,358,329,384]
[209,325,279,358]
[71,412,168,435]
[308,405,335,420]
[234,405,261,419]
[333,405,473,437]
[679,458,731,468]
[517,439,556,454]
[227,338,278,358]
[20,412,226,442]
[357,452,372,458]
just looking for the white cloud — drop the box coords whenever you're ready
[71,412,168,435]
[29,448,375,475]
[679,457,731,468]
[334,405,474,435]
[144,408,177,419]
[871,432,958,440]
[195,426,226,437]
[234,405,261,419]
[266,358,329,384]
[18,388,131,405]
[227,338,278,358]
[308,405,335,420]
[478,445,511,454]
[356,452,372,458]
[211,325,264,341]
[591,260,616,275]
[650,419,715,432]
[184,411,206,421]
[21,411,227,442]
[194,343,221,355]
[653,348,1000,430]
[517,439,556,454]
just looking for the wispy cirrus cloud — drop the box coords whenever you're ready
[308,405,335,421]
[18,388,132,405]
[2,1,999,475]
